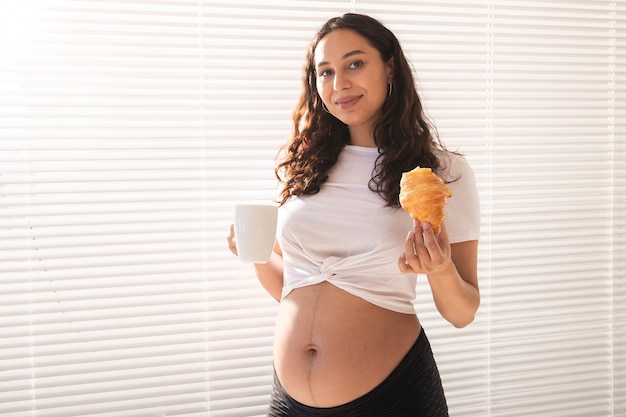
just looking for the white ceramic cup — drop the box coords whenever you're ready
[234,203,278,263]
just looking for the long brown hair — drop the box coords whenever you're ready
[275,13,444,207]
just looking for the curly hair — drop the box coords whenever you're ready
[275,13,445,207]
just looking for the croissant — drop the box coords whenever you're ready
[399,166,452,236]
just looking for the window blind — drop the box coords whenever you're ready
[486,3,613,415]
[0,1,624,416]
[1,1,213,416]
[614,3,626,416]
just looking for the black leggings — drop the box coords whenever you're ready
[267,327,448,417]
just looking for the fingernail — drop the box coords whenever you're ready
[413,219,420,228]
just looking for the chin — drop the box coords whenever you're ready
[334,114,365,126]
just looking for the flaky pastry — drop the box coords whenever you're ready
[399,166,453,236]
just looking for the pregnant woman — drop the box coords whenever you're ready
[227,12,481,417]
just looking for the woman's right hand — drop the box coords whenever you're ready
[227,224,238,256]
[228,223,284,301]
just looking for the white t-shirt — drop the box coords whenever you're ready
[276,145,480,314]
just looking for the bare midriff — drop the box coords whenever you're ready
[273,281,421,408]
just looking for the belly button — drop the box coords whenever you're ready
[304,344,318,355]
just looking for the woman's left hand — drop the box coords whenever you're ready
[398,219,453,274]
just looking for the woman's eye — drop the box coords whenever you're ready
[318,69,333,77]
[348,60,364,69]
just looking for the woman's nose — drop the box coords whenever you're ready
[333,72,350,91]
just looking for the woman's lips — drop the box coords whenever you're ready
[335,95,361,110]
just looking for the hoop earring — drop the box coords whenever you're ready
[388,82,393,97]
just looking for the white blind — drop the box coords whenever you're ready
[2,1,212,416]
[1,1,624,416]
[614,3,626,416]
[486,3,612,415]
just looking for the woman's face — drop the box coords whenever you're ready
[314,29,393,134]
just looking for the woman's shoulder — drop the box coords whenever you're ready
[434,149,481,242]
[433,148,474,182]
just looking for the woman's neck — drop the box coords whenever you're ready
[348,124,377,148]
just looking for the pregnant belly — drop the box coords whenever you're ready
[273,281,420,408]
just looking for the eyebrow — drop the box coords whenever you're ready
[316,49,366,68]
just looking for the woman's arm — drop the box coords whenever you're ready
[252,239,284,301]
[228,224,284,301]
[398,220,479,328]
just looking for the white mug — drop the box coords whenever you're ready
[234,203,278,263]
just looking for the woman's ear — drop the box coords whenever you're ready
[386,56,394,82]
